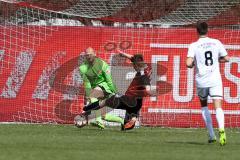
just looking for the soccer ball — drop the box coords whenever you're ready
[74,115,87,128]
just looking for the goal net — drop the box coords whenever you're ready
[0,0,239,127]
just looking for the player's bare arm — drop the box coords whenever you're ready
[146,85,157,96]
[117,49,133,59]
[219,55,230,63]
[186,57,195,68]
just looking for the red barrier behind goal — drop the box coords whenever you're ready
[0,26,239,127]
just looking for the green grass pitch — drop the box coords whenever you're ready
[0,124,239,160]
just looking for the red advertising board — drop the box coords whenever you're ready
[0,26,239,127]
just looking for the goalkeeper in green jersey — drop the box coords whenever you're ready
[78,47,124,129]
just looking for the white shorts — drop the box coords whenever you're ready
[197,85,223,100]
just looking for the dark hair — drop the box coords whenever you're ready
[131,54,144,63]
[196,21,208,35]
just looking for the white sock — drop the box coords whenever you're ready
[201,107,215,139]
[216,108,225,130]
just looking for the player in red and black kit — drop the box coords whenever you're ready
[82,51,152,130]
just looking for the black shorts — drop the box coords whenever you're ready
[105,94,143,117]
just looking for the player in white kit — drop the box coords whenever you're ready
[186,21,229,146]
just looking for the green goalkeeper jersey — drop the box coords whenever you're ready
[79,57,117,97]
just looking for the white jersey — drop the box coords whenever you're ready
[187,37,228,88]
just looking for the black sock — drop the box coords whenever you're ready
[83,101,100,112]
